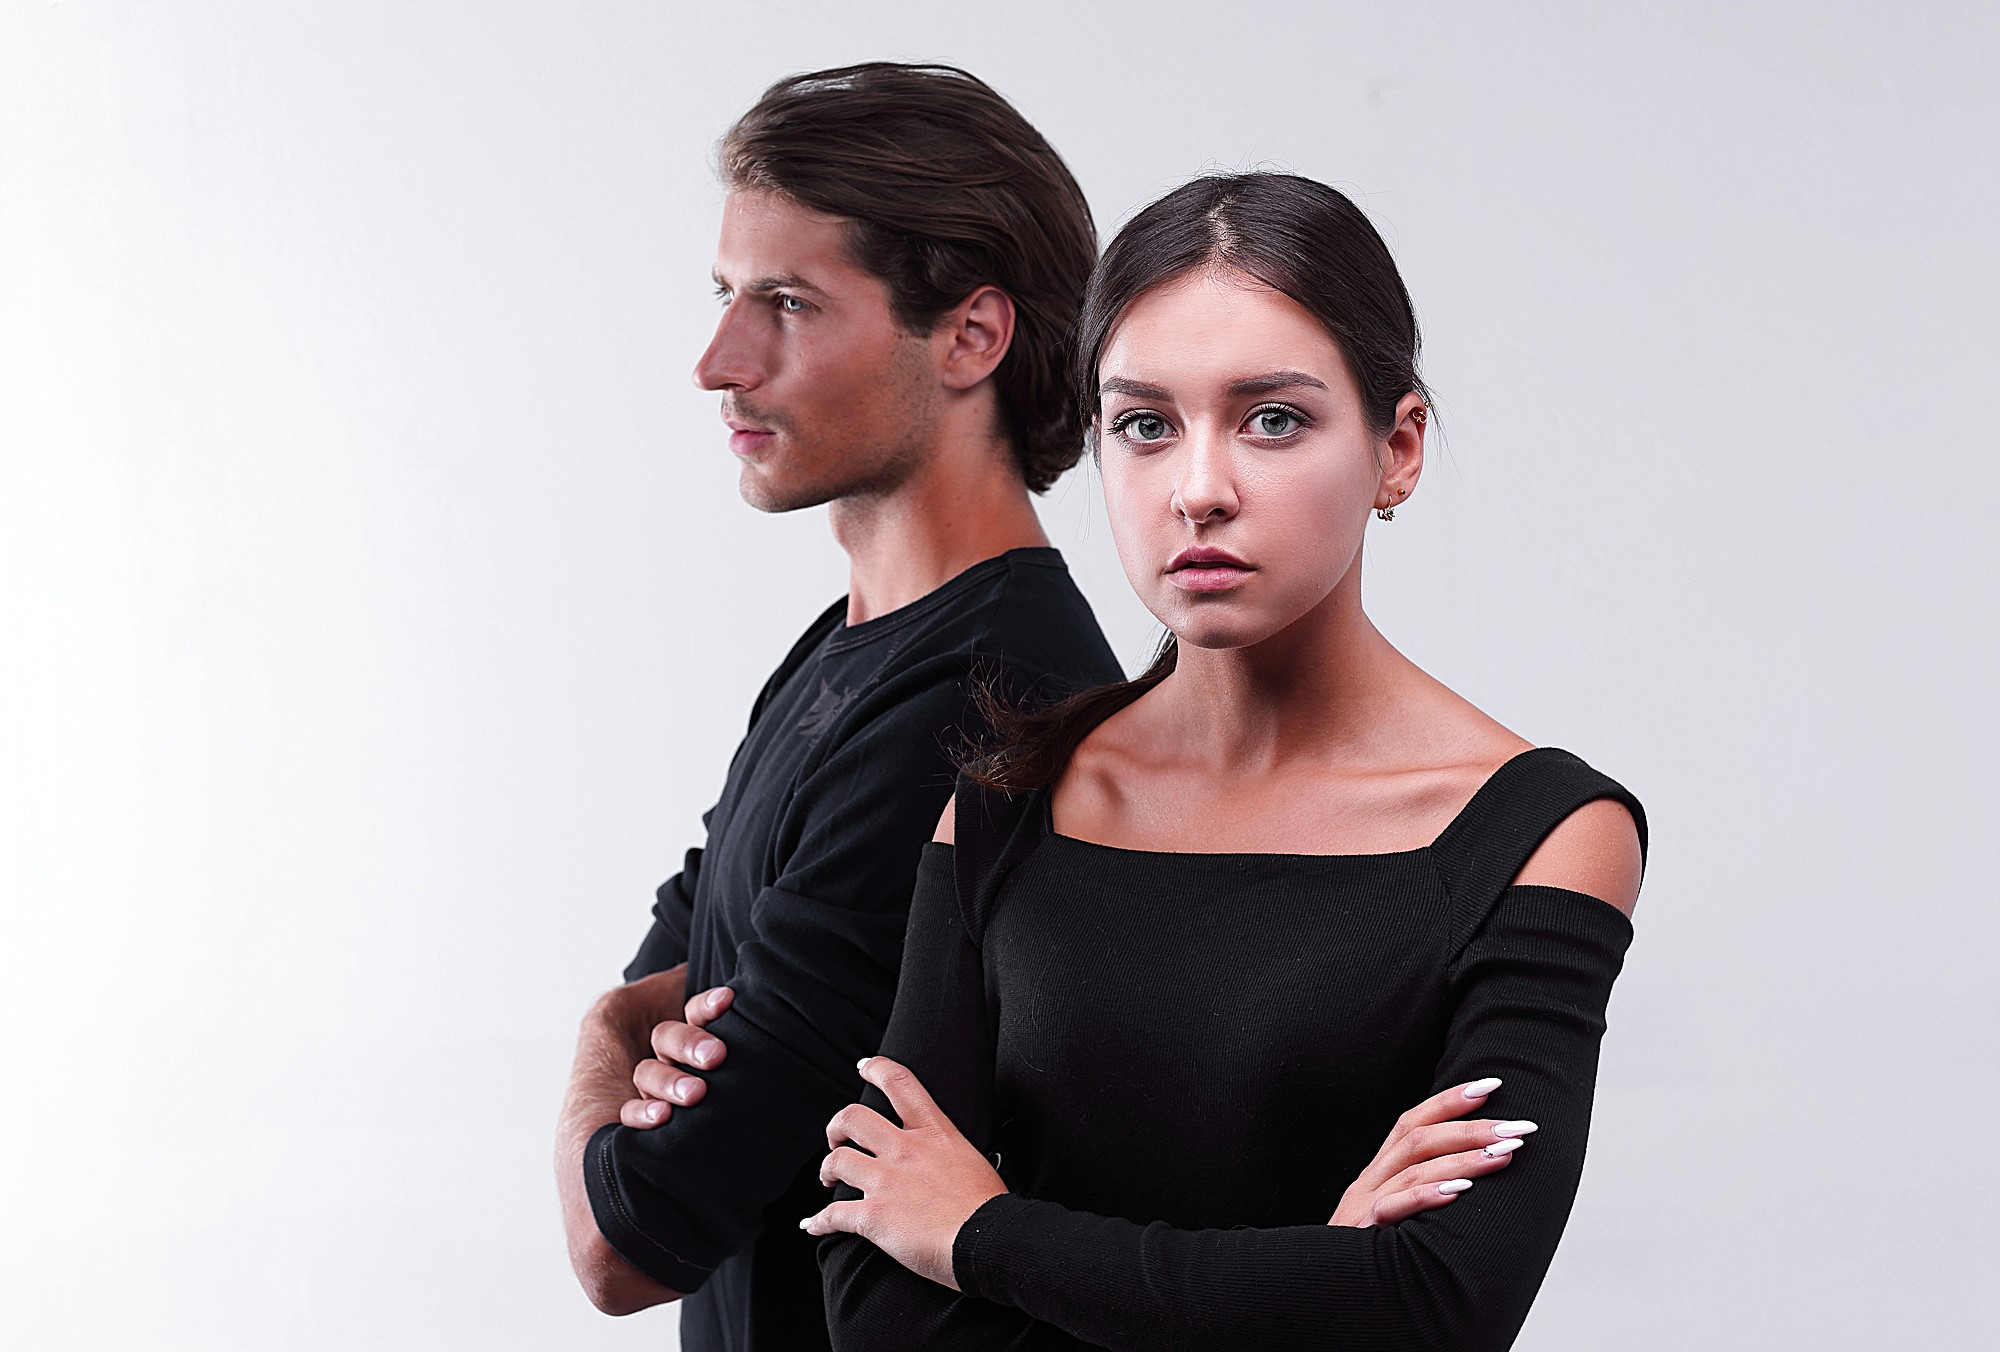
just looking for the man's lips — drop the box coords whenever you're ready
[723,417,776,458]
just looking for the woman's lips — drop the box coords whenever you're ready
[1166,548,1255,593]
[1168,565,1253,593]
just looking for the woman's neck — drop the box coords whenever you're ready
[1150,580,1418,775]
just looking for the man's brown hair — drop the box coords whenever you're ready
[720,62,1096,492]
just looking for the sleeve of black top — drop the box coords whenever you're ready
[582,665,974,1295]
[620,602,846,983]
[927,884,1633,1352]
[623,842,703,980]
[818,843,1080,1351]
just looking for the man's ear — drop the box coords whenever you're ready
[935,285,1016,391]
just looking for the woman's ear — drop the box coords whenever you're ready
[1376,392,1428,513]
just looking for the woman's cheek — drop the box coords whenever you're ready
[1101,462,1178,617]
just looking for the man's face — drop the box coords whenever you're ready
[695,189,941,513]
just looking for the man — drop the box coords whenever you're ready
[554,63,1121,1350]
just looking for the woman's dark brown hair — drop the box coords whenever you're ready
[719,63,1096,492]
[961,171,1433,792]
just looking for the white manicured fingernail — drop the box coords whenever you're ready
[1493,1120,1538,1138]
[1483,1138,1523,1158]
[856,1057,871,1072]
[1438,1179,1474,1195]
[798,1217,812,1231]
[1463,1077,1503,1098]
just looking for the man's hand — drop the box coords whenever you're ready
[620,983,736,1128]
[1327,1077,1539,1227]
[555,965,692,1314]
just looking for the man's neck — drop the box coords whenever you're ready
[829,436,1051,626]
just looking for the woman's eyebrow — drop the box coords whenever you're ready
[1225,370,1329,397]
[1099,377,1173,400]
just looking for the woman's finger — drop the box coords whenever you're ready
[799,1199,870,1238]
[826,1102,899,1154]
[1390,1078,1505,1140]
[1374,1118,1516,1180]
[858,1056,943,1130]
[1353,1079,1506,1190]
[1386,1138,1526,1196]
[1371,1177,1475,1227]
[632,1056,707,1107]
[817,1145,881,1192]
[619,1096,672,1129]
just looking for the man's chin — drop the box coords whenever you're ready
[737,462,838,515]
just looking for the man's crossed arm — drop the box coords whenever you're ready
[555,965,708,1315]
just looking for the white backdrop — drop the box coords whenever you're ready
[3,2,1995,1347]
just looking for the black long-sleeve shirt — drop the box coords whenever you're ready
[819,747,1647,1351]
[585,547,1121,1352]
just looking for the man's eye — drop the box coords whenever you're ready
[1252,408,1302,437]
[776,294,808,314]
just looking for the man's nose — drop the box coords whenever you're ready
[693,303,762,392]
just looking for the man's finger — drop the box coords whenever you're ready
[685,985,733,1030]
[632,1057,707,1106]
[620,1096,672,1129]
[651,1017,727,1071]
[857,1055,941,1130]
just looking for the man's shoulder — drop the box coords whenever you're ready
[972,548,1122,688]
[858,547,1119,689]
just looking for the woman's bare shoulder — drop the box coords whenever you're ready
[1513,795,1645,917]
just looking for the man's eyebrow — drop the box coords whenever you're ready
[711,270,827,296]
[1225,370,1330,397]
[1099,377,1173,400]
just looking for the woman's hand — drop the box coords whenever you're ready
[799,1055,1007,1290]
[1328,1077,1539,1227]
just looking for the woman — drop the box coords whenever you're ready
[803,171,1648,1351]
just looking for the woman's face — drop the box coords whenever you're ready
[1095,267,1423,653]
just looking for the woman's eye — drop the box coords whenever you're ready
[1122,414,1170,442]
[1252,408,1302,437]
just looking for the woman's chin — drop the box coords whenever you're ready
[1162,613,1282,654]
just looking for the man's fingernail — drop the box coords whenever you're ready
[673,1080,697,1103]
[644,1101,665,1122]
[1483,1138,1523,1158]
[695,1044,718,1067]
[1438,1179,1474,1195]
[1463,1077,1503,1099]
[1493,1120,1539,1138]
[710,988,730,1009]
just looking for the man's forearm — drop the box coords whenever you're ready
[557,968,687,1315]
